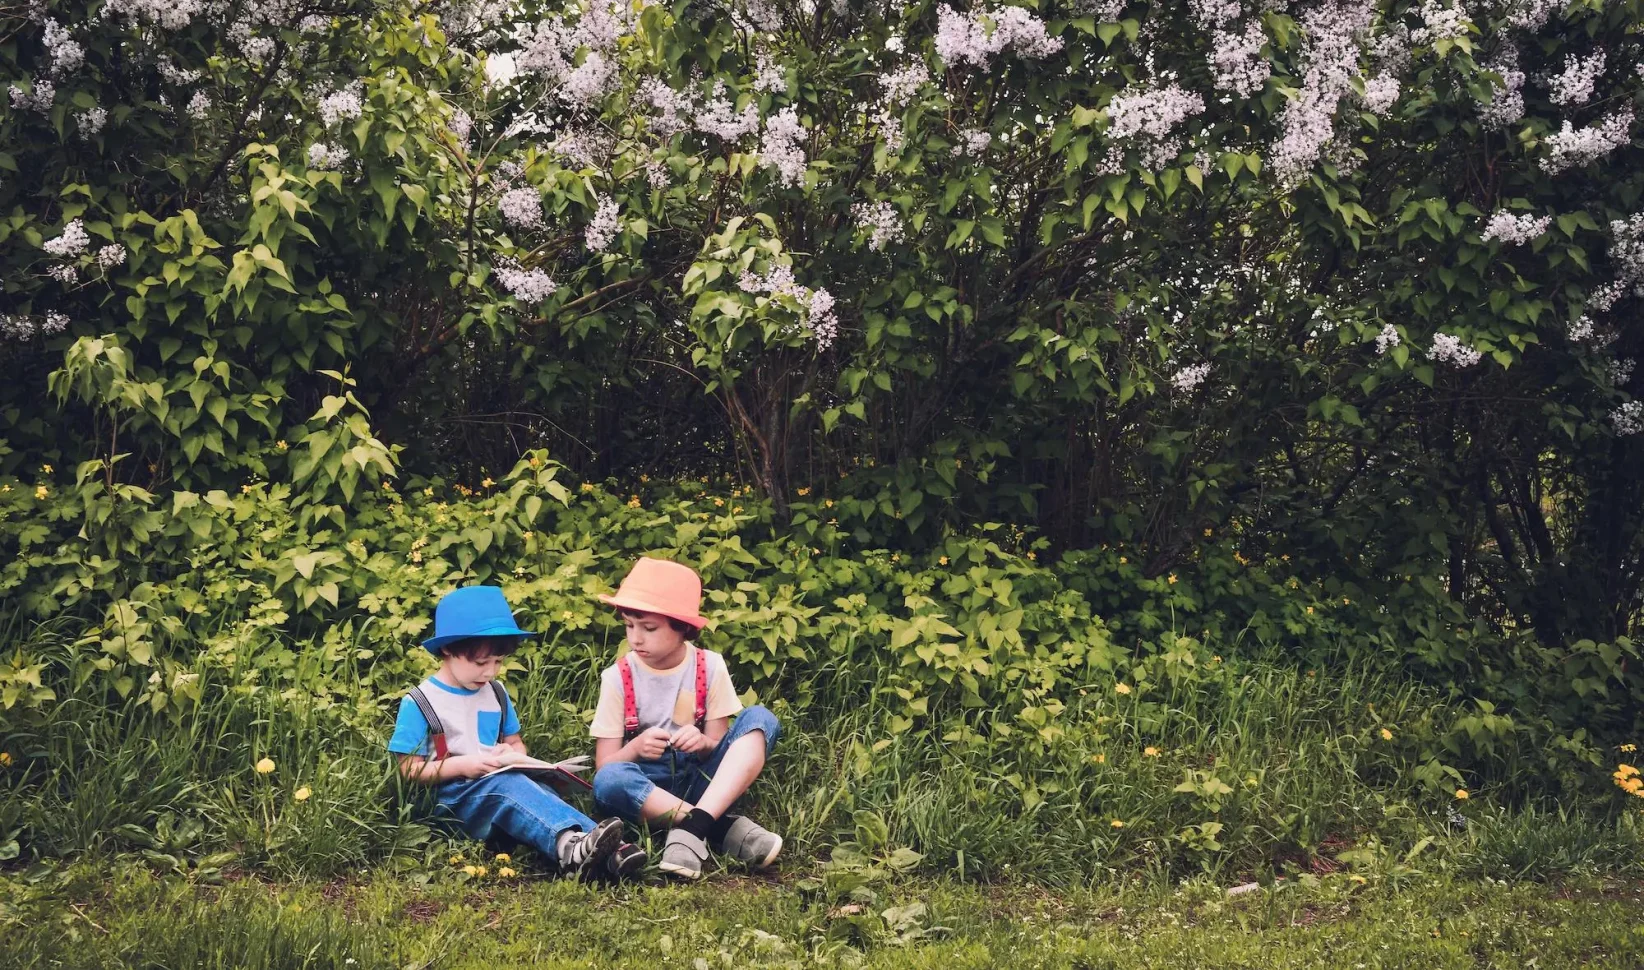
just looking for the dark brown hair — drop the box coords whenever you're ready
[440,636,523,661]
[618,608,695,635]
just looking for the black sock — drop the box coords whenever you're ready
[708,813,743,844]
[678,808,715,840]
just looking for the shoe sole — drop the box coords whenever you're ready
[573,819,624,880]
[657,858,705,880]
[750,834,783,869]
[609,847,647,880]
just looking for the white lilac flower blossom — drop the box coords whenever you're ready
[493,263,558,303]
[1411,0,1470,44]
[186,90,212,120]
[585,194,621,253]
[498,187,545,229]
[97,244,126,269]
[1210,21,1271,98]
[1361,75,1400,114]
[878,64,930,107]
[1103,83,1206,171]
[317,83,365,126]
[448,108,474,145]
[640,78,696,138]
[307,142,350,170]
[759,107,808,188]
[1608,358,1636,386]
[48,264,79,285]
[0,315,34,340]
[934,4,1063,70]
[1478,47,1525,128]
[645,160,670,191]
[43,219,89,258]
[561,51,617,106]
[1611,401,1644,435]
[103,0,205,30]
[1587,280,1625,314]
[695,81,761,140]
[1568,315,1599,343]
[515,2,634,102]
[1609,214,1644,283]
[739,265,840,349]
[1171,362,1211,393]
[1548,51,1605,107]
[1480,210,1551,245]
[1505,0,1565,30]
[1540,109,1634,174]
[155,57,202,87]
[1375,323,1400,354]
[952,128,993,156]
[753,52,786,94]
[1071,0,1125,19]
[76,106,107,137]
[852,200,904,251]
[1267,0,1374,187]
[552,128,614,170]
[41,20,83,76]
[9,78,55,113]
[1429,332,1484,366]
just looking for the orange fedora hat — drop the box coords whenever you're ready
[597,557,710,629]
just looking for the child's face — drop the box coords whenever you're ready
[440,640,509,689]
[622,611,688,667]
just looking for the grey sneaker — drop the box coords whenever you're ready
[560,817,623,879]
[658,828,709,880]
[713,816,783,869]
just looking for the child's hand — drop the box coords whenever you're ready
[453,753,508,779]
[669,724,714,756]
[628,727,672,761]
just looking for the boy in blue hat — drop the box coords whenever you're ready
[389,585,646,880]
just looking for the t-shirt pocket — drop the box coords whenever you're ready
[477,710,502,746]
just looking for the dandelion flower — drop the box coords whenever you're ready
[474,865,488,877]
[255,757,276,774]
[1380,728,1393,741]
[498,866,517,878]
[1144,746,1161,757]
[462,864,479,876]
[1111,819,1124,828]
[494,853,511,863]
[0,752,11,767]
[1092,753,1106,764]
[293,786,311,801]
[450,854,463,865]
[1115,682,1133,695]
[1454,788,1469,800]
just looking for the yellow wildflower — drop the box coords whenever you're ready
[1144,746,1160,757]
[1454,788,1469,800]
[529,456,542,468]
[713,498,724,507]
[561,610,575,621]
[276,440,288,451]
[1115,682,1133,695]
[1349,874,1367,885]
[1380,728,1393,741]
[494,853,511,863]
[824,499,834,508]
[1110,819,1124,828]
[0,752,11,767]
[1092,753,1106,764]
[423,487,434,497]
[1623,743,1638,753]
[474,865,488,877]
[1342,597,1351,605]
[732,506,743,514]
[462,864,479,876]
[1027,551,1036,560]
[450,855,463,865]
[481,477,495,488]
[796,487,811,496]
[1233,551,1249,565]
[35,485,48,500]
[410,551,422,564]
[938,556,949,566]
[1118,556,1128,564]
[1211,655,1222,663]
[1167,574,1178,585]
[580,482,595,493]
[1203,528,1213,537]
[1306,606,1315,615]
[627,497,641,508]
[293,786,311,802]
[498,867,517,878]
[241,484,253,495]
[41,463,53,474]
[255,757,276,775]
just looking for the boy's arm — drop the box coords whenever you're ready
[397,752,499,785]
[595,729,673,767]
[499,733,527,756]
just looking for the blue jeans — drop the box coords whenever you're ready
[435,772,596,861]
[592,705,781,821]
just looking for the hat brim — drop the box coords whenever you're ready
[598,593,709,630]
[421,623,537,655]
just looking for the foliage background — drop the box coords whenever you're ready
[2,0,1643,878]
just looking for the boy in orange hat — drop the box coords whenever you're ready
[589,557,783,880]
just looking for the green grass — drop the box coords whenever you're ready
[5,864,1644,969]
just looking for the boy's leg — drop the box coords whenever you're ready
[438,774,620,874]
[593,758,693,825]
[688,705,781,817]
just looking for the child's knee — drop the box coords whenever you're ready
[592,762,650,816]
[737,704,781,748]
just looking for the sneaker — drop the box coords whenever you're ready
[560,817,623,880]
[713,816,783,869]
[606,842,647,880]
[657,828,709,881]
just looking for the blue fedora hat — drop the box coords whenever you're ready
[422,585,536,655]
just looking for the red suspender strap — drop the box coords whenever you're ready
[407,687,449,761]
[618,654,639,742]
[694,646,708,732]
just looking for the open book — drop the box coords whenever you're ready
[481,750,594,791]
